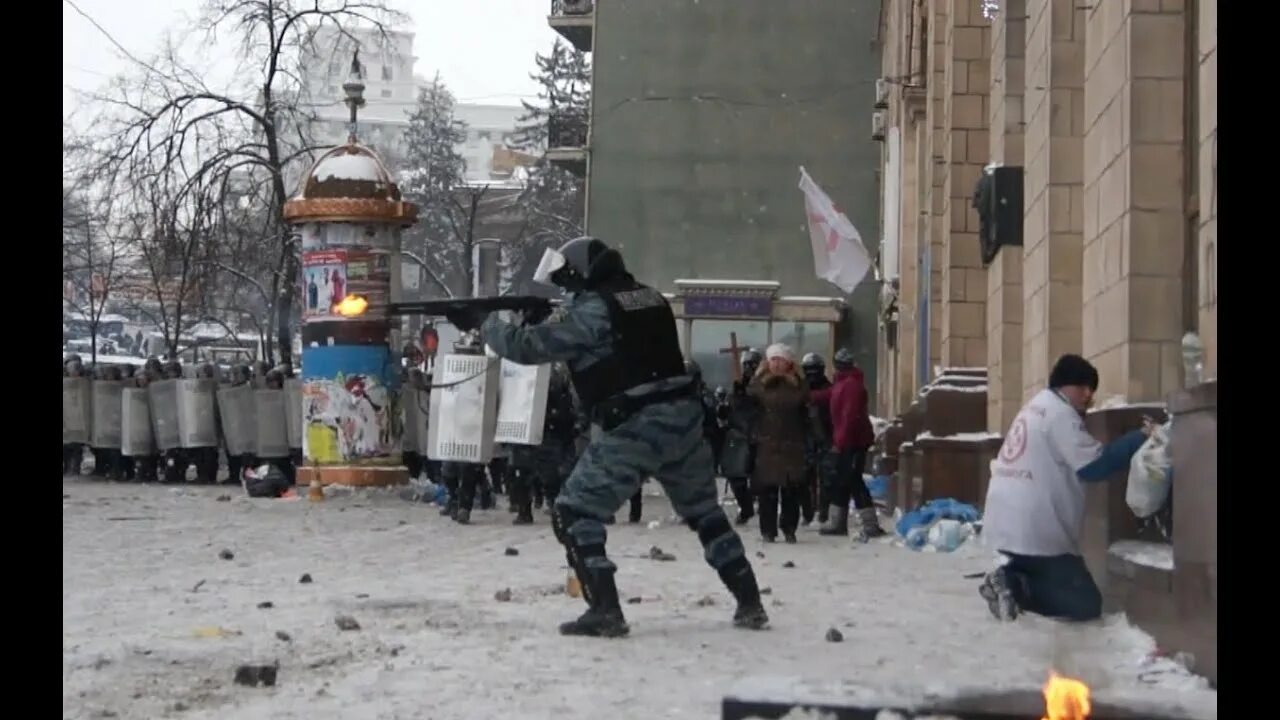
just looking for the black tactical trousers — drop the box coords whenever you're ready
[403,451,423,481]
[63,444,84,476]
[164,449,189,483]
[628,488,642,523]
[452,463,490,511]
[488,457,508,495]
[828,449,874,511]
[757,485,803,539]
[508,465,537,512]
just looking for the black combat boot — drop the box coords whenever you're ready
[440,497,457,518]
[720,562,769,630]
[513,504,534,525]
[559,567,629,638]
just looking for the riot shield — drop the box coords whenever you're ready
[493,360,551,446]
[148,379,182,451]
[216,384,257,456]
[62,377,93,445]
[255,388,289,458]
[426,353,500,463]
[177,378,219,448]
[284,378,303,451]
[90,380,124,449]
[121,387,155,457]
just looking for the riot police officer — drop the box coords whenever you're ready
[160,360,189,483]
[191,363,221,484]
[448,236,768,637]
[801,352,833,525]
[62,355,87,476]
[721,349,764,525]
[222,364,255,485]
[263,368,296,486]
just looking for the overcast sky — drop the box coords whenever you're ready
[63,0,560,121]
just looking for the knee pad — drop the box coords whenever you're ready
[687,508,745,570]
[553,504,606,548]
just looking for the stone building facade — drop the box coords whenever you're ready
[875,0,1215,432]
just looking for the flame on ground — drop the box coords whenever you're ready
[1042,671,1090,720]
[333,294,369,318]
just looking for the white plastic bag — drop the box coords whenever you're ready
[1125,421,1172,518]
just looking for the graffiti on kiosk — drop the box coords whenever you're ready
[303,372,401,463]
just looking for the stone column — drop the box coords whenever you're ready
[922,0,951,379]
[1197,0,1217,376]
[1021,0,1085,398]
[1082,0,1189,401]
[985,0,1027,432]
[940,0,991,370]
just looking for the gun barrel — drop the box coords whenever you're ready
[382,296,555,318]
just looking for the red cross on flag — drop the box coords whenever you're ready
[799,166,872,294]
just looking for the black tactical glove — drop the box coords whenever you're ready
[444,306,489,332]
[521,303,553,326]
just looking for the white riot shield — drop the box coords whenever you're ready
[216,384,257,456]
[493,360,552,446]
[427,354,500,463]
[148,379,181,451]
[177,379,219,448]
[121,387,154,457]
[255,389,289,458]
[90,380,124,449]
[284,379,303,451]
[401,387,430,453]
[63,377,93,445]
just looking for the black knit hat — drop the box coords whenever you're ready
[1049,354,1099,392]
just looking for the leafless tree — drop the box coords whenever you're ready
[77,0,410,365]
[62,180,127,365]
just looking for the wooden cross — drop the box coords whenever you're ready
[719,332,743,383]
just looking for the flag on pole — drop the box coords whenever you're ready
[799,166,873,294]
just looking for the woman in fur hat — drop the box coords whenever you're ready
[747,344,817,543]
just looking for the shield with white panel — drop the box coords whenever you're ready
[284,378,303,451]
[177,378,219,448]
[90,380,124,449]
[493,359,551,446]
[148,379,182,451]
[216,384,257,456]
[255,388,289,458]
[426,353,501,463]
[63,377,93,445]
[121,387,155,457]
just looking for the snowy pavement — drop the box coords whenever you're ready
[63,479,1212,720]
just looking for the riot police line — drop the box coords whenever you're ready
[62,354,303,485]
[60,347,586,524]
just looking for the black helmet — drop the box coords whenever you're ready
[801,352,825,372]
[684,359,702,382]
[547,236,627,291]
[833,348,855,370]
[163,360,183,379]
[740,348,763,373]
[713,386,727,400]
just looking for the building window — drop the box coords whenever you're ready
[382,65,393,81]
[381,89,392,98]
[689,320,770,390]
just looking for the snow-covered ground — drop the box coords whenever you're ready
[63,479,1212,720]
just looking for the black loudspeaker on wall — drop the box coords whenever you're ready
[972,165,1024,266]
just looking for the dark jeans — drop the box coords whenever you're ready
[828,449,873,510]
[1001,552,1103,622]
[757,485,803,539]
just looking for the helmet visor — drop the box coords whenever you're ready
[532,248,567,286]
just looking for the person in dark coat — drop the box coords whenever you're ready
[747,344,813,544]
[722,349,764,525]
[800,352,832,525]
[810,349,885,539]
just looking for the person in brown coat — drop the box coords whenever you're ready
[748,343,814,543]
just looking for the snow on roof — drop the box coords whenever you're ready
[63,352,146,367]
[312,153,385,183]
[776,295,846,303]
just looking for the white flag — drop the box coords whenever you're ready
[799,166,873,294]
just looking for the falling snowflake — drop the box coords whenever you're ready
[981,0,1000,19]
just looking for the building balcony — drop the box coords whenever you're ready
[545,112,589,177]
[549,0,594,53]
